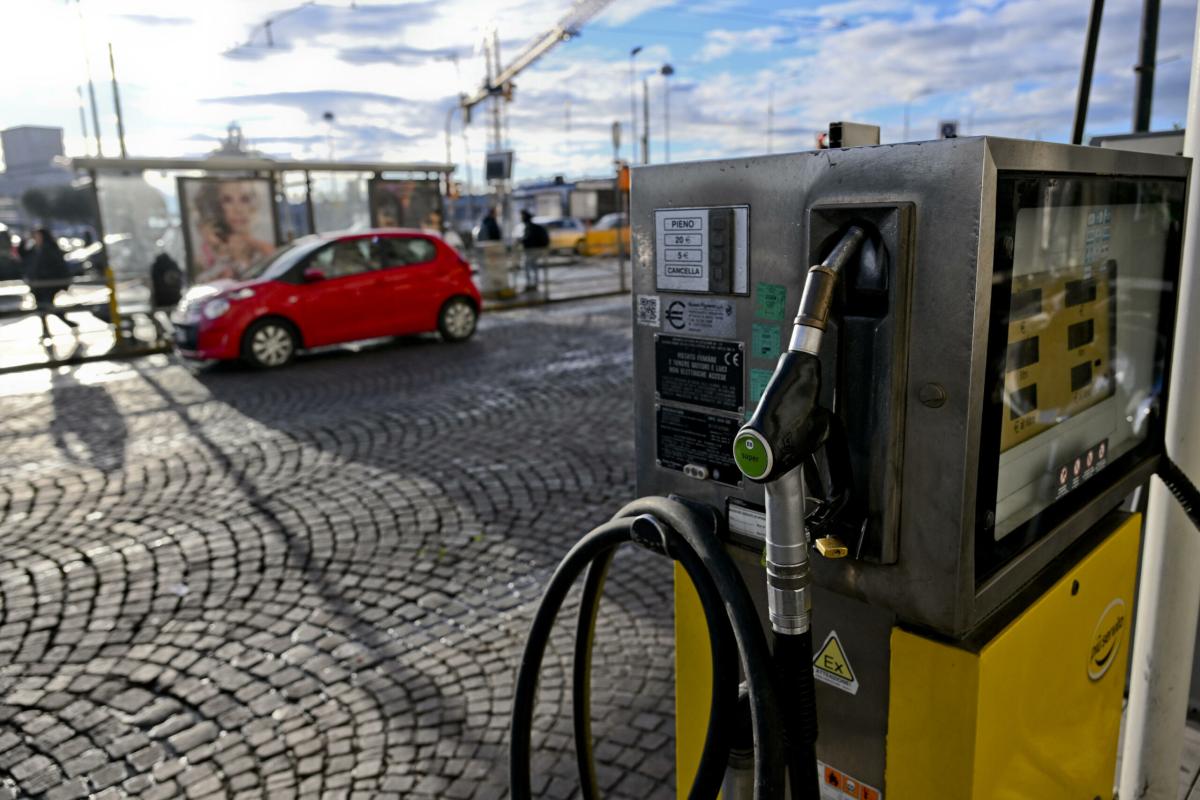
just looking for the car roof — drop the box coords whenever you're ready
[317,227,434,239]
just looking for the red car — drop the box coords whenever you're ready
[172,230,481,368]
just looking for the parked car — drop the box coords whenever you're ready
[171,229,481,368]
[576,213,630,257]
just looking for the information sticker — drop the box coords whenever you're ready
[655,335,744,412]
[656,406,741,487]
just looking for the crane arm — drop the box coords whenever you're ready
[460,0,615,112]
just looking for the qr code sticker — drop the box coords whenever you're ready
[637,295,661,327]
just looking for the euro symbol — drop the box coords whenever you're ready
[665,301,686,330]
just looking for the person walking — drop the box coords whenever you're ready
[520,210,549,293]
[478,208,501,242]
[27,228,77,340]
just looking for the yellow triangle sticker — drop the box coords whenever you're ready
[813,630,859,695]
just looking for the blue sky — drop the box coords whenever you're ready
[3,0,1196,187]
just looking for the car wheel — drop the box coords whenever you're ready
[575,241,586,257]
[242,318,298,368]
[438,297,478,342]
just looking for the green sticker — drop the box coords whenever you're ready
[751,323,781,360]
[750,368,774,404]
[755,282,787,321]
[734,432,769,479]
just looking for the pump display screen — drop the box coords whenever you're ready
[982,175,1183,565]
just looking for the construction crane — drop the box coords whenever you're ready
[460,0,615,152]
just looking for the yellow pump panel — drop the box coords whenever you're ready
[674,562,713,799]
[887,514,1140,798]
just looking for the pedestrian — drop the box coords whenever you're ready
[520,210,549,292]
[478,208,501,242]
[26,228,77,339]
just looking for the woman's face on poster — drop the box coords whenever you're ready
[218,182,258,233]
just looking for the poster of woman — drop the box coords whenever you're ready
[368,179,443,232]
[178,178,278,282]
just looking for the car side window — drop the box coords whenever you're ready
[309,240,375,279]
[377,237,436,268]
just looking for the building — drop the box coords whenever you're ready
[0,126,75,228]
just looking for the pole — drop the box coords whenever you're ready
[89,169,122,347]
[108,43,127,158]
[642,78,650,165]
[75,0,103,157]
[629,46,642,165]
[76,86,90,155]
[767,83,775,154]
[1118,1,1200,793]
[1134,0,1161,132]
[1072,0,1105,145]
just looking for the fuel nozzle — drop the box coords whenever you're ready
[732,225,867,635]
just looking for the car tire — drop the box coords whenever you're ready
[574,241,586,257]
[241,318,298,368]
[438,297,478,343]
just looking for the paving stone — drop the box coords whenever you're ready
[0,298,674,800]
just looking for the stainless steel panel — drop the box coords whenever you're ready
[631,137,1189,637]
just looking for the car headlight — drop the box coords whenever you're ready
[203,297,230,319]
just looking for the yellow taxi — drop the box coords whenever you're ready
[576,213,630,257]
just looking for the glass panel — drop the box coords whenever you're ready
[992,181,1180,542]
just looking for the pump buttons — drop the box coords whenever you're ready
[815,536,849,559]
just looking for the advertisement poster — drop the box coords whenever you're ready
[178,177,279,282]
[368,179,443,231]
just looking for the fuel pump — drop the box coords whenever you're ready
[510,137,1200,799]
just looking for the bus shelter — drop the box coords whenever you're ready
[0,155,454,372]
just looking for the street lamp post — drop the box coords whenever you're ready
[661,63,674,163]
[629,46,642,165]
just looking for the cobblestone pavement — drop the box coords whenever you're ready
[0,297,676,799]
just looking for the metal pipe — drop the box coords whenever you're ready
[1118,1,1200,794]
[629,46,641,165]
[107,43,127,158]
[1134,0,1161,132]
[1072,0,1105,144]
[642,78,650,165]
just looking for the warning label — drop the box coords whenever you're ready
[656,406,741,487]
[818,761,882,800]
[655,336,744,412]
[813,630,859,695]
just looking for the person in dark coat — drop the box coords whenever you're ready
[520,210,550,292]
[27,228,77,338]
[478,208,501,242]
[150,253,184,309]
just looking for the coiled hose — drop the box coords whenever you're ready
[510,496,815,800]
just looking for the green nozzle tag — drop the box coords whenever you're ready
[733,431,770,480]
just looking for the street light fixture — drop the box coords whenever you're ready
[661,63,674,163]
[629,46,642,165]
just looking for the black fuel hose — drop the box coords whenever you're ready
[571,525,737,800]
[1158,454,1200,530]
[510,497,789,800]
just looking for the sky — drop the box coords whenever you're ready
[2,0,1197,188]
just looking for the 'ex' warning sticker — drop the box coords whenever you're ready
[813,630,859,695]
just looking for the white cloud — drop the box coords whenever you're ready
[0,0,1196,188]
[697,26,792,61]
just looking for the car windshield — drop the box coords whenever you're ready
[239,236,324,282]
[595,214,625,231]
